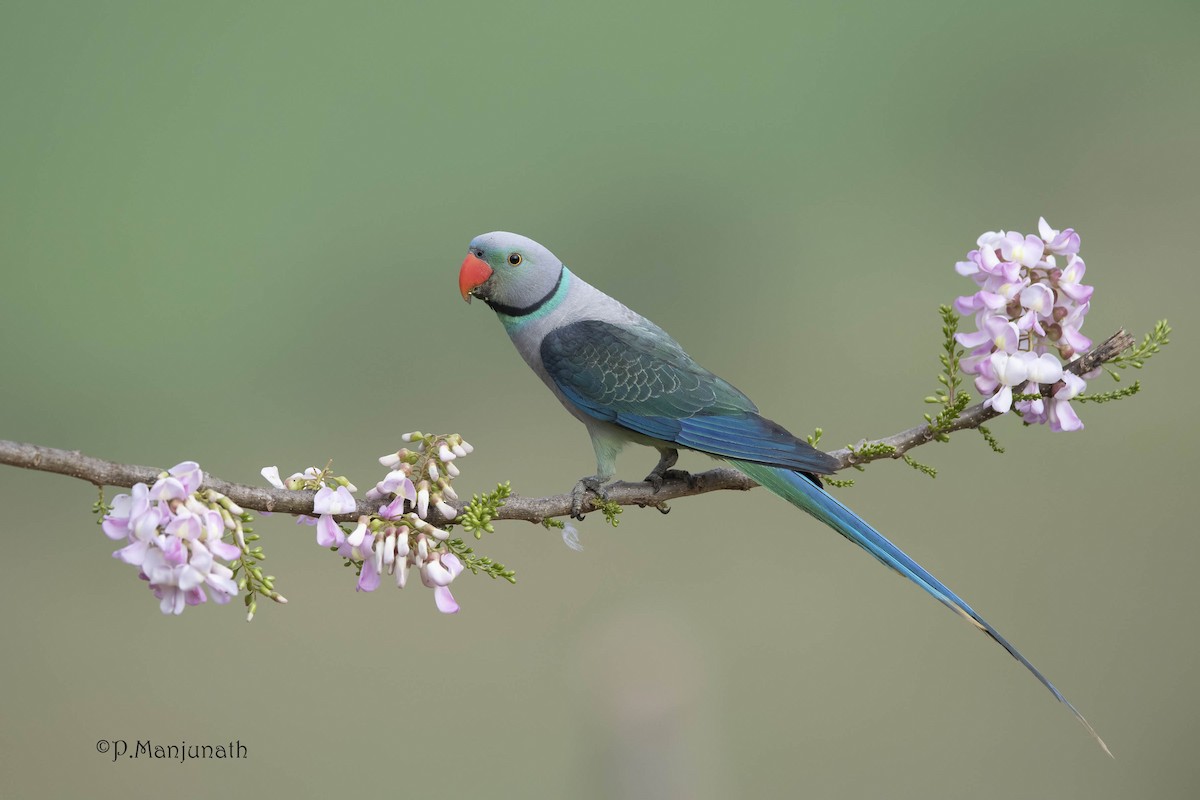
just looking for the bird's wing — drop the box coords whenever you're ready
[539,319,840,474]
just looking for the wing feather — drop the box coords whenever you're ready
[540,320,839,475]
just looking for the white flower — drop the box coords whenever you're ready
[261,466,285,489]
[984,352,1030,414]
[1019,351,1064,385]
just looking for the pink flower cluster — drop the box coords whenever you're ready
[954,218,1094,431]
[263,432,471,614]
[102,462,241,615]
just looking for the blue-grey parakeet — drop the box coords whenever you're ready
[458,231,1108,754]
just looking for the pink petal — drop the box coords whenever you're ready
[168,461,204,494]
[203,510,225,540]
[357,558,381,592]
[434,586,459,614]
[161,588,186,616]
[379,495,407,519]
[178,566,204,592]
[165,512,202,540]
[160,535,187,565]
[209,539,241,562]
[332,486,357,513]
[954,294,982,315]
[442,553,464,579]
[1038,217,1056,241]
[149,477,187,502]
[1060,282,1093,304]
[422,559,454,587]
[113,539,152,566]
[1054,372,1087,401]
[316,514,345,547]
[1026,353,1063,384]
[1061,326,1092,352]
[312,487,337,514]
[1020,283,1054,314]
[1049,398,1084,432]
[102,517,132,541]
[987,385,1014,414]
[1021,235,1045,267]
[955,329,991,348]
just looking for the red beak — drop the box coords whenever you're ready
[458,253,493,302]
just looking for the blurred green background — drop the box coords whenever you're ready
[1,1,1196,797]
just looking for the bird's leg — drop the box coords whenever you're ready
[643,447,693,493]
[643,447,690,492]
[572,430,623,520]
[570,475,610,521]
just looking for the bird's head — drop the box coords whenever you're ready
[459,231,564,310]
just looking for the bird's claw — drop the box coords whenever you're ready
[570,476,609,520]
[643,468,693,493]
[643,448,686,494]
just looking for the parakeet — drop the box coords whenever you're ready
[458,230,1109,755]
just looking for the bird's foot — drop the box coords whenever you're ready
[643,447,684,493]
[570,476,610,520]
[643,468,694,493]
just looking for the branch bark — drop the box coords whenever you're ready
[0,329,1135,527]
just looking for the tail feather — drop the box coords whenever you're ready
[728,458,1111,757]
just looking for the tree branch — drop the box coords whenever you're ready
[0,328,1135,527]
[833,328,1135,467]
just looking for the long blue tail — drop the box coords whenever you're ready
[727,458,1111,756]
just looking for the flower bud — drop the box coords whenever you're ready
[383,530,397,566]
[373,537,385,575]
[417,482,430,519]
[347,517,369,548]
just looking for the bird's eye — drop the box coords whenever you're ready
[507,253,523,266]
